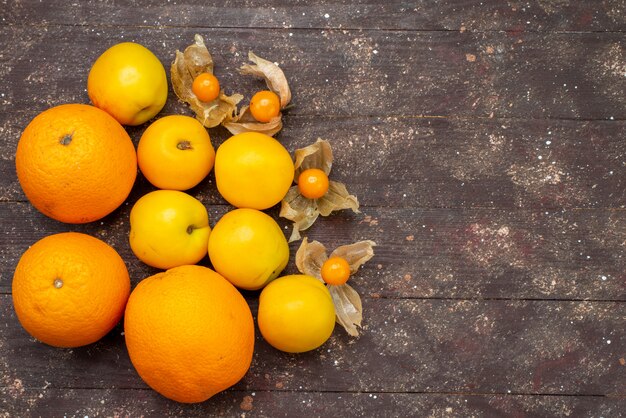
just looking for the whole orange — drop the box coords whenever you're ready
[12,232,130,348]
[15,104,137,223]
[124,265,254,403]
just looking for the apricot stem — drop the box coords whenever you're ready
[177,140,193,150]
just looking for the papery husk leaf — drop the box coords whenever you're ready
[295,238,328,280]
[279,187,320,242]
[223,51,290,136]
[185,34,214,75]
[293,139,333,179]
[171,34,243,128]
[317,180,360,216]
[222,105,283,136]
[329,284,363,337]
[240,51,291,108]
[330,240,376,275]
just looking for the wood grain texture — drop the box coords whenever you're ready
[1,26,625,120]
[1,296,624,396]
[3,0,626,32]
[1,0,625,416]
[1,202,625,301]
[1,389,624,418]
[2,115,625,209]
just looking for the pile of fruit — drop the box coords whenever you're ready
[12,36,375,404]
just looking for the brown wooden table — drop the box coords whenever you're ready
[1,1,625,416]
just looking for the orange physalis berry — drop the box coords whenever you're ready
[249,90,281,122]
[192,73,220,102]
[321,256,351,285]
[298,168,329,199]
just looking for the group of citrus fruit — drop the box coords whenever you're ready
[12,41,349,403]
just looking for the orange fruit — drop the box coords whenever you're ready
[15,104,137,223]
[12,232,130,348]
[124,265,254,403]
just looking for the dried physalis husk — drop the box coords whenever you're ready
[294,138,333,177]
[171,34,243,128]
[329,284,363,337]
[296,238,376,337]
[221,104,283,136]
[327,240,375,336]
[329,240,376,273]
[280,188,319,242]
[295,237,327,278]
[241,52,291,107]
[222,52,291,136]
[280,139,359,242]
[317,181,359,217]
